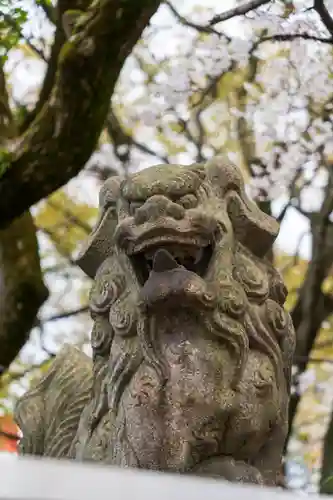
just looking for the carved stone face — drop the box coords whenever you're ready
[75,158,295,484]
[115,164,217,311]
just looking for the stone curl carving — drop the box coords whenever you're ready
[15,157,295,486]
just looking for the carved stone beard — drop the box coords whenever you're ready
[132,247,289,400]
[88,309,284,474]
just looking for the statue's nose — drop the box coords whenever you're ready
[133,195,185,225]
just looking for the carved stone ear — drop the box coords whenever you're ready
[75,176,121,279]
[205,156,246,196]
[205,156,279,257]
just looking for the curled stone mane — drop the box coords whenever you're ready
[14,157,295,487]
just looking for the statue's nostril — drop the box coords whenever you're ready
[134,206,146,225]
[133,195,185,224]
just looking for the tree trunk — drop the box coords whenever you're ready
[0,212,48,371]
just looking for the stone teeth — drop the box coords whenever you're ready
[195,248,204,264]
[144,246,201,263]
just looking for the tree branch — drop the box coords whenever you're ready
[106,108,169,164]
[2,13,47,61]
[46,199,92,233]
[260,32,333,45]
[314,0,333,36]
[37,0,57,24]
[296,172,333,364]
[20,0,94,132]
[19,28,66,132]
[0,0,162,229]
[40,305,89,323]
[208,0,272,26]
[321,409,333,493]
[0,64,16,142]
[286,171,333,447]
[164,1,223,36]
[294,354,333,364]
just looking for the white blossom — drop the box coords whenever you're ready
[298,369,317,394]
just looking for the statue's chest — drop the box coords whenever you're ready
[117,339,282,470]
[76,335,283,470]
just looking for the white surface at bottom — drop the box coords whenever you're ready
[0,455,321,500]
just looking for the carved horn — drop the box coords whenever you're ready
[205,156,279,257]
[75,176,121,279]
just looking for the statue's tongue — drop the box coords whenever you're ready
[139,248,205,309]
[152,248,180,272]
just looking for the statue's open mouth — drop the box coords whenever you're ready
[129,239,214,286]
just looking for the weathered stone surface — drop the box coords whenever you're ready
[15,344,92,457]
[15,157,295,486]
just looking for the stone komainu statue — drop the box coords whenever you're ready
[15,158,295,486]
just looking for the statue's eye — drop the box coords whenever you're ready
[178,194,198,209]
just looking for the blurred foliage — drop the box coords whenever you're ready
[0,1,27,62]
[35,190,96,254]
